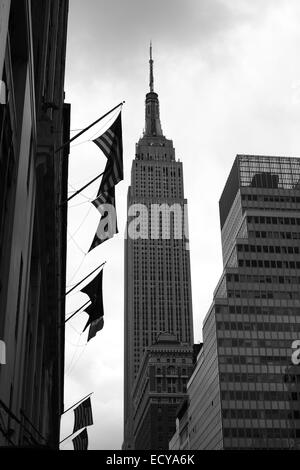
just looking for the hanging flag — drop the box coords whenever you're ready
[87,316,104,342]
[89,186,118,251]
[93,112,123,194]
[88,113,123,252]
[81,269,104,332]
[72,428,88,451]
[82,303,103,333]
[73,397,93,433]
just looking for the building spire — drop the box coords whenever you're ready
[144,42,163,137]
[149,41,154,92]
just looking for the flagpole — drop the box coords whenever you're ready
[64,300,91,324]
[65,261,106,297]
[59,430,78,445]
[62,171,105,205]
[55,101,125,154]
[61,392,94,416]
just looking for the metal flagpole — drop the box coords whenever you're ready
[62,170,105,205]
[61,392,94,416]
[65,261,106,297]
[59,430,78,445]
[64,300,91,324]
[55,101,125,154]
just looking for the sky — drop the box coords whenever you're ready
[60,0,300,449]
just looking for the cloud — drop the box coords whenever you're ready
[67,0,282,82]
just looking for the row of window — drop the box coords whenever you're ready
[220,373,300,384]
[237,244,300,255]
[238,259,300,269]
[241,194,300,203]
[157,378,187,385]
[227,290,300,300]
[247,215,300,225]
[222,408,300,420]
[223,428,300,439]
[216,306,299,315]
[216,321,300,333]
[226,273,300,284]
[221,390,300,401]
[218,338,294,348]
[248,230,300,239]
[219,355,290,366]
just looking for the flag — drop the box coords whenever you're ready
[72,428,88,451]
[88,113,123,252]
[81,268,104,333]
[82,303,103,333]
[93,112,123,195]
[87,316,104,342]
[88,186,118,251]
[73,397,93,433]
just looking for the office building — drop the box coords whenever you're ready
[188,155,300,450]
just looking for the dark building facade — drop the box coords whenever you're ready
[188,155,300,449]
[123,48,194,449]
[132,334,194,450]
[0,0,69,448]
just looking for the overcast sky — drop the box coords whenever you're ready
[60,0,300,449]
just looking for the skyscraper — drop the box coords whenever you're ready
[123,46,194,449]
[187,155,300,450]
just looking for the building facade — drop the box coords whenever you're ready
[0,0,69,448]
[123,48,194,449]
[132,334,194,450]
[188,155,300,450]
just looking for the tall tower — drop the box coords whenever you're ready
[123,46,194,449]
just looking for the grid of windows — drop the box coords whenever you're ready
[124,106,194,450]
[217,157,300,449]
[238,155,300,189]
[191,156,300,450]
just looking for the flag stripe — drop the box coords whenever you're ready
[94,138,111,156]
[72,428,88,451]
[73,398,93,433]
[101,132,114,147]
[106,128,114,139]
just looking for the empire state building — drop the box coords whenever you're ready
[123,46,195,450]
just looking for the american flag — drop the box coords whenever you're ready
[93,111,123,196]
[81,269,104,333]
[87,316,104,342]
[88,186,118,251]
[89,113,122,252]
[73,397,93,433]
[72,428,88,451]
